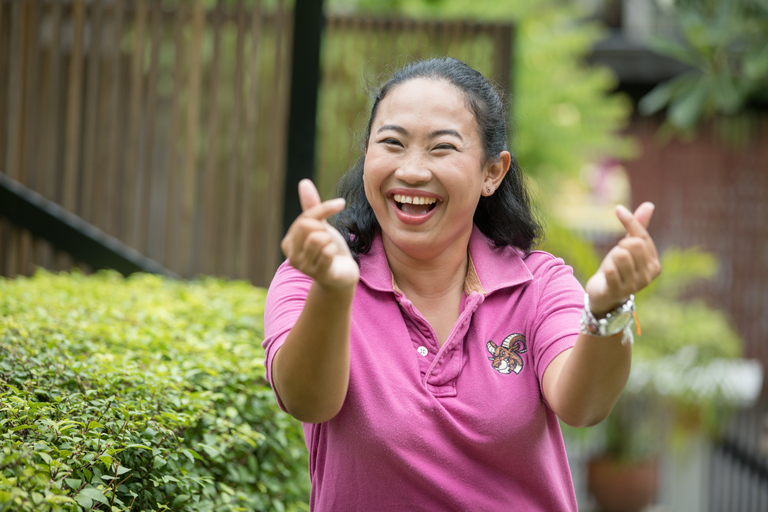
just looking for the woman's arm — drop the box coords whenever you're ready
[542,203,661,427]
[272,180,360,424]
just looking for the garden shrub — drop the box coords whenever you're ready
[0,270,309,511]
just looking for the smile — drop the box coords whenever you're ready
[388,192,441,225]
[393,194,438,206]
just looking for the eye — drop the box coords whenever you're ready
[433,143,457,151]
[379,137,403,147]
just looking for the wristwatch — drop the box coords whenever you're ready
[579,294,635,337]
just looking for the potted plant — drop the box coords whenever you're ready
[562,247,762,512]
[543,223,761,510]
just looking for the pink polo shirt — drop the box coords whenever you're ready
[263,226,583,511]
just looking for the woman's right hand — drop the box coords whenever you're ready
[280,179,359,291]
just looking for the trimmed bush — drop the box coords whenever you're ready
[0,271,309,511]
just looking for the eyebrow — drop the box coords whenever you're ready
[376,124,464,141]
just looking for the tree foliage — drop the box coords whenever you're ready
[0,271,309,511]
[640,0,768,131]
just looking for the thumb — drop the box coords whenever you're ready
[298,179,322,212]
[632,202,655,230]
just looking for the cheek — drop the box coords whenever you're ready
[362,164,377,206]
[362,155,384,192]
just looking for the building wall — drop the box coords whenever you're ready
[624,113,768,370]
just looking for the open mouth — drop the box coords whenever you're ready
[392,193,439,216]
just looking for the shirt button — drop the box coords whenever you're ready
[417,346,428,357]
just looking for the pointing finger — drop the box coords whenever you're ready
[299,179,322,212]
[633,202,655,230]
[302,197,346,221]
[616,203,654,239]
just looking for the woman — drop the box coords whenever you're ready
[263,58,660,511]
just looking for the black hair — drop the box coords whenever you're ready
[333,57,541,256]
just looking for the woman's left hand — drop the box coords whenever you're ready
[585,202,661,316]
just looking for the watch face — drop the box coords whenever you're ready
[600,311,633,336]
[581,295,635,337]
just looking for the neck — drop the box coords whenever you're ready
[383,231,470,300]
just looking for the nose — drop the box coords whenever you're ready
[394,153,432,184]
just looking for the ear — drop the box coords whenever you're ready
[482,151,511,197]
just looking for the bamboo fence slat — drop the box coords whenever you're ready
[81,0,104,221]
[0,0,6,279]
[43,0,63,204]
[138,0,161,255]
[202,0,224,276]
[63,0,85,212]
[24,1,47,270]
[180,0,205,276]
[16,3,33,276]
[125,0,147,248]
[23,1,41,191]
[103,0,126,234]
[5,0,23,183]
[239,0,263,279]
[223,0,247,278]
[0,2,7,172]
[163,1,187,269]
[263,0,290,282]
[93,9,115,233]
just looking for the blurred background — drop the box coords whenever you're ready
[1,0,767,510]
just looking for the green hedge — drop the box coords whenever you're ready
[0,271,309,511]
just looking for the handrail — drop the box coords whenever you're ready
[0,173,177,278]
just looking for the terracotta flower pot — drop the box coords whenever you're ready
[587,457,658,512]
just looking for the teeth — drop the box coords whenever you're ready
[393,194,437,205]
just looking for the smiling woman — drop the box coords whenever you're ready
[263,57,661,511]
[362,78,505,264]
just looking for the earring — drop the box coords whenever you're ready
[486,186,492,194]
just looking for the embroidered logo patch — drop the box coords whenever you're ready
[486,333,527,375]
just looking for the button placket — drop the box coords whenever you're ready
[424,292,484,393]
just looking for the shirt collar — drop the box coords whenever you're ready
[358,225,533,295]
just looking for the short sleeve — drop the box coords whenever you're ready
[262,261,313,411]
[527,255,585,388]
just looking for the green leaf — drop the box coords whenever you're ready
[197,443,220,458]
[639,73,699,116]
[668,78,710,129]
[181,449,203,463]
[45,495,76,505]
[743,41,768,80]
[74,494,93,509]
[126,443,152,451]
[87,421,105,431]
[173,493,191,507]
[77,487,110,506]
[65,478,82,490]
[10,424,35,432]
[647,35,701,66]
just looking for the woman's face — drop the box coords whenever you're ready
[363,78,496,262]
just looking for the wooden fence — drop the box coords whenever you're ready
[0,0,294,285]
[0,0,514,286]
[710,398,768,511]
[316,15,513,198]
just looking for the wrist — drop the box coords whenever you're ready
[580,293,635,343]
[588,295,630,318]
[314,279,357,300]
